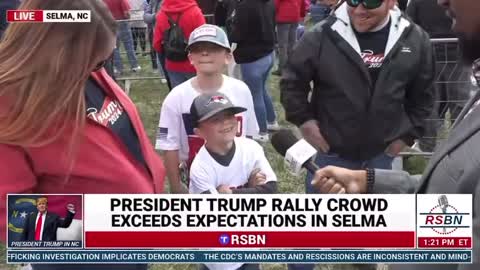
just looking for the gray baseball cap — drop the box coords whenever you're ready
[187,24,231,51]
[190,93,246,127]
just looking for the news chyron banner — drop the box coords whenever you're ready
[7,194,473,265]
[84,194,415,249]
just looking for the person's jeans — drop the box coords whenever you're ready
[113,21,139,73]
[167,71,196,89]
[240,52,276,134]
[305,151,394,194]
[276,23,298,72]
[287,152,393,270]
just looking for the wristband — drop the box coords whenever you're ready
[365,168,375,194]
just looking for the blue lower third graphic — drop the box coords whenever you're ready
[6,250,472,264]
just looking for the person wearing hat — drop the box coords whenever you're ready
[189,93,277,270]
[280,0,435,195]
[156,24,259,194]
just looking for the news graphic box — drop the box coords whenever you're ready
[83,194,416,249]
[7,194,83,249]
[6,250,473,264]
[416,194,473,249]
[6,10,91,23]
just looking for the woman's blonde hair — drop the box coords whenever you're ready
[0,0,117,147]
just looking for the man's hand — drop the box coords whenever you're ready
[217,185,233,194]
[248,168,266,188]
[300,120,330,153]
[311,166,367,194]
[66,204,75,212]
[385,139,407,157]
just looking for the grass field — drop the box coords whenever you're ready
[0,53,424,270]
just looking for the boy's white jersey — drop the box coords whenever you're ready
[155,75,259,163]
[189,137,277,194]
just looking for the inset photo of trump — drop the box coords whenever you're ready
[7,194,83,249]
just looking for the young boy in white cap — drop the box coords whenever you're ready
[155,24,259,194]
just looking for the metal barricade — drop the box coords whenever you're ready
[400,38,476,161]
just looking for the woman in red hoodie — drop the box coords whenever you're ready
[0,1,165,269]
[153,0,206,88]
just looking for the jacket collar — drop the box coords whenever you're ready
[331,2,411,57]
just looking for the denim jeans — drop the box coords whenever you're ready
[113,21,139,73]
[240,52,276,133]
[167,71,196,88]
[304,151,394,194]
[287,152,393,270]
[277,23,298,72]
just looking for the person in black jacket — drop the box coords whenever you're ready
[397,0,408,11]
[227,0,278,142]
[407,0,472,152]
[0,0,20,39]
[280,0,434,195]
[21,197,75,241]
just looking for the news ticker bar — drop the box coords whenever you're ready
[7,250,472,264]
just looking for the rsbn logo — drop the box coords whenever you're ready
[420,195,470,235]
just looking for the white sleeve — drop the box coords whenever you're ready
[241,82,259,137]
[189,159,218,194]
[155,95,181,151]
[251,141,277,182]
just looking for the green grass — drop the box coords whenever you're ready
[118,62,382,270]
[0,55,401,270]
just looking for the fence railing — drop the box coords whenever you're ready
[111,22,476,160]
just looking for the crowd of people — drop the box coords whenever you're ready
[0,0,479,270]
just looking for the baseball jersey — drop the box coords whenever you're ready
[189,137,277,194]
[156,75,259,164]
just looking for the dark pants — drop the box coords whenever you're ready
[131,27,147,53]
[147,27,158,70]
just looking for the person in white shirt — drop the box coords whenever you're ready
[189,92,276,270]
[156,24,259,194]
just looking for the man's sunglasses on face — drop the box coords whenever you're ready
[346,0,384,10]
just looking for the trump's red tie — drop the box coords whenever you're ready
[34,213,43,240]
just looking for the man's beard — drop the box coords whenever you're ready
[458,33,480,64]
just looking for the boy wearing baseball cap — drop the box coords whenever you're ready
[189,92,277,195]
[189,93,276,270]
[156,24,259,194]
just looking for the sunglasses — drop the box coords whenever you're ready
[346,0,384,10]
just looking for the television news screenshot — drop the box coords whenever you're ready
[1,0,479,270]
